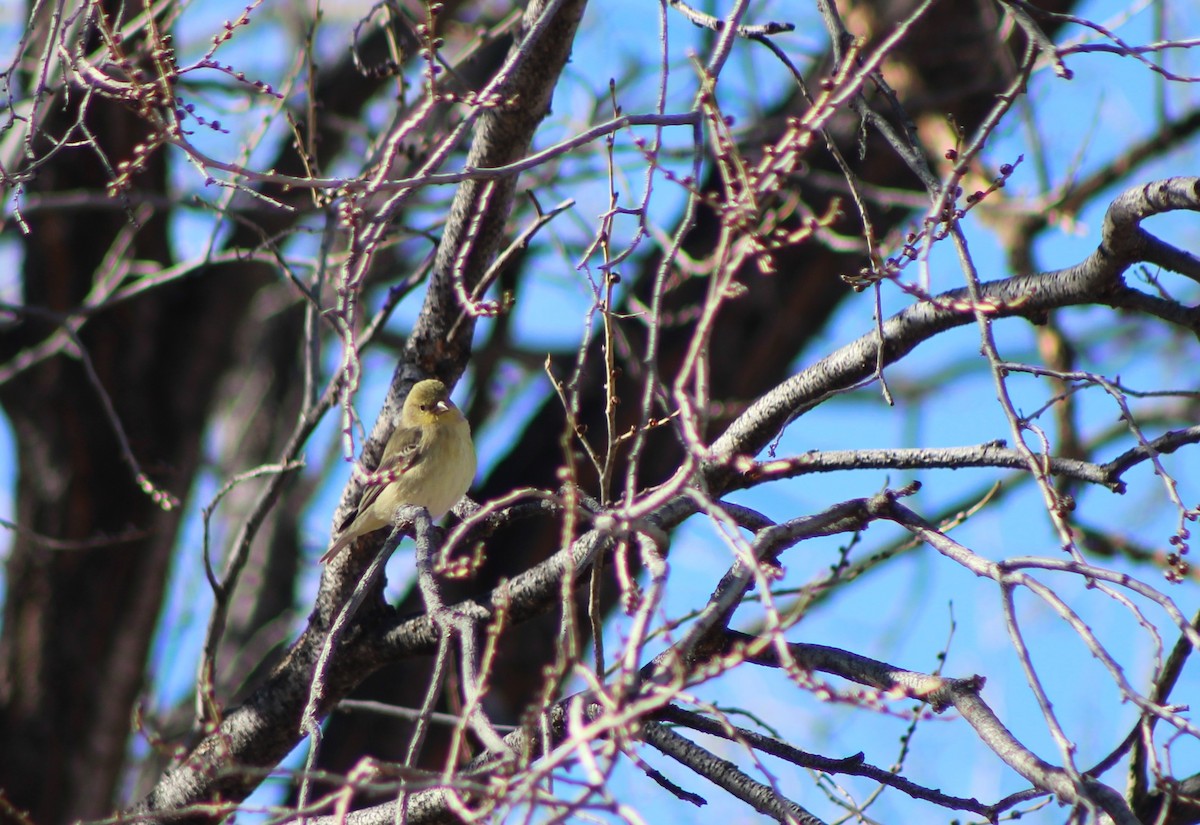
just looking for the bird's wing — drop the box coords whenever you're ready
[337,425,425,530]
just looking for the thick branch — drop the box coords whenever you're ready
[709,178,1200,483]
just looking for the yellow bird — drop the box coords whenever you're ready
[320,379,476,563]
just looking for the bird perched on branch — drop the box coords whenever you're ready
[320,378,476,564]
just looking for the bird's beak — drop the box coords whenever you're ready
[435,399,452,414]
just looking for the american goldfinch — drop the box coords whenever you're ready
[320,379,476,563]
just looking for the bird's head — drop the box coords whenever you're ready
[403,379,458,424]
